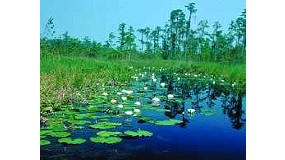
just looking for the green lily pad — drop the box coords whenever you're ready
[124,130,139,137]
[74,114,88,120]
[137,129,153,137]
[124,129,153,137]
[74,120,91,125]
[96,131,122,137]
[40,139,51,146]
[90,136,122,144]
[58,137,86,145]
[89,122,122,129]
[48,131,71,138]
[40,129,53,136]
[153,119,182,126]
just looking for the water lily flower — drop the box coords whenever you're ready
[117,92,122,95]
[126,90,133,95]
[213,81,216,85]
[177,77,180,81]
[152,97,160,102]
[194,74,198,77]
[102,92,108,96]
[125,111,133,115]
[160,83,166,87]
[121,96,127,101]
[110,99,117,104]
[134,108,141,113]
[117,104,124,109]
[122,89,127,93]
[232,82,236,87]
[134,101,141,106]
[144,87,148,90]
[167,94,174,99]
[221,79,225,82]
[152,78,157,82]
[187,108,196,114]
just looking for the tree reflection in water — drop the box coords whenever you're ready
[159,73,246,130]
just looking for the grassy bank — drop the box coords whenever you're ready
[40,55,245,109]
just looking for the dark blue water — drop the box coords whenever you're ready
[41,72,246,160]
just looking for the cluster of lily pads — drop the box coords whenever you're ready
[41,67,238,147]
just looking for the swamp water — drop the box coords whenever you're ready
[41,70,246,160]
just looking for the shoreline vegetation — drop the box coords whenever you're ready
[40,2,245,114]
[41,54,245,112]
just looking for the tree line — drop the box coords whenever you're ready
[41,2,245,64]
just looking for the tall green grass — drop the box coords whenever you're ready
[41,54,245,108]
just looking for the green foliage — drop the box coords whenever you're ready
[124,129,153,137]
[58,137,86,145]
[40,140,51,146]
[96,131,122,137]
[90,136,122,144]
[153,119,183,126]
[48,131,71,138]
[89,122,122,129]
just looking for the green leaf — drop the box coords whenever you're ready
[89,122,122,129]
[58,137,86,145]
[48,131,71,138]
[96,131,122,137]
[90,136,122,144]
[153,119,182,126]
[40,139,51,146]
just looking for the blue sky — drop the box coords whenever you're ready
[40,0,245,43]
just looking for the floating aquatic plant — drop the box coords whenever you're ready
[58,137,86,145]
[74,120,91,125]
[40,139,51,146]
[153,119,182,126]
[90,136,122,144]
[48,131,71,138]
[124,129,153,138]
[40,129,53,136]
[89,121,122,129]
[96,131,122,137]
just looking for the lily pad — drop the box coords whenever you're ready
[58,137,86,145]
[89,122,122,129]
[96,131,122,137]
[40,129,53,136]
[40,139,51,146]
[90,136,122,144]
[153,119,182,126]
[74,120,91,125]
[124,129,153,137]
[48,131,71,138]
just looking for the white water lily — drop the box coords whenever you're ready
[134,108,141,113]
[102,92,108,96]
[232,82,236,87]
[213,81,216,84]
[221,79,225,82]
[134,101,141,106]
[144,87,148,90]
[117,92,122,95]
[126,90,133,95]
[187,108,196,114]
[110,99,117,103]
[121,89,127,93]
[121,96,127,101]
[177,77,180,81]
[117,104,124,109]
[194,74,198,77]
[152,78,157,82]
[152,97,160,102]
[160,83,166,87]
[125,111,133,115]
[167,94,174,99]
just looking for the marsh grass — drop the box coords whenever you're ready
[40,54,245,110]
